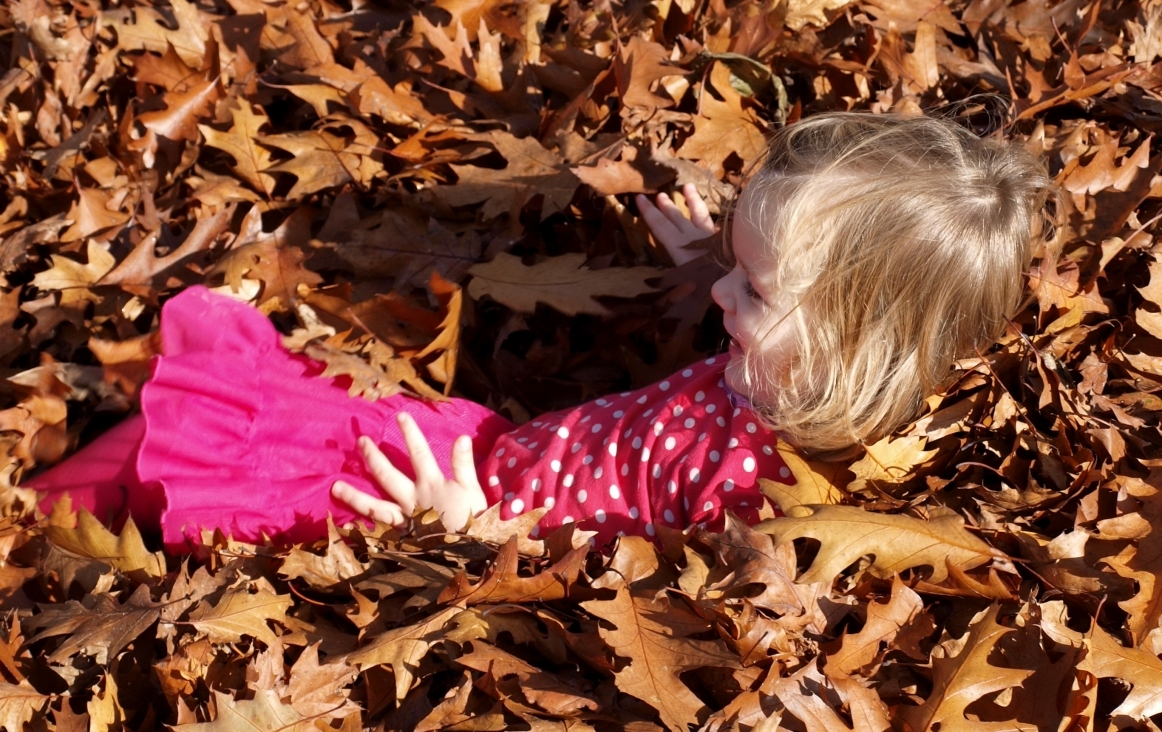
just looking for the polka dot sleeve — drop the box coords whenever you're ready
[477,358,792,545]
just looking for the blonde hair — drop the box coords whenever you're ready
[733,112,1057,455]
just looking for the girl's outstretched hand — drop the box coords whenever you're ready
[636,183,715,267]
[331,412,487,532]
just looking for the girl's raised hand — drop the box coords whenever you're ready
[636,183,715,267]
[331,412,487,532]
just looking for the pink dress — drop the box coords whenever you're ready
[30,287,791,551]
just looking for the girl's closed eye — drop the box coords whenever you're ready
[742,276,762,300]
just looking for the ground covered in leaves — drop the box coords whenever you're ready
[1,0,1162,729]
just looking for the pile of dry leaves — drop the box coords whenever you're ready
[1,0,1161,729]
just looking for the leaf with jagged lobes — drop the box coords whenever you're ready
[172,690,315,732]
[759,443,848,514]
[754,505,1005,588]
[0,681,49,732]
[467,253,657,317]
[44,509,166,578]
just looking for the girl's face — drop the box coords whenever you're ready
[710,187,794,404]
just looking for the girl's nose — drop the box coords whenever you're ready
[711,271,734,314]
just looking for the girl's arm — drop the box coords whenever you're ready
[636,183,715,266]
[331,412,486,531]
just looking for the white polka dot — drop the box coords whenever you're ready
[664,509,675,523]
[695,391,705,402]
[577,489,587,503]
[698,433,707,442]
[665,436,676,450]
[540,451,545,458]
[614,410,624,418]
[551,460,562,472]
[529,442,539,449]
[609,485,620,499]
[517,437,528,443]
[728,438,739,448]
[652,464,661,478]
[637,395,648,404]
[591,424,603,434]
[718,379,724,387]
[706,404,716,413]
[643,409,653,417]
[703,501,713,512]
[683,368,694,377]
[746,422,757,434]
[532,421,543,427]
[780,466,791,479]
[507,457,517,468]
[717,416,726,427]
[596,399,608,406]
[668,480,677,494]
[624,429,633,438]
[706,357,716,364]
[496,448,505,457]
[629,506,640,519]
[521,469,529,475]
[594,466,604,479]
[544,496,555,508]
[557,426,569,438]
[646,523,656,536]
[595,509,606,524]
[620,391,630,397]
[563,515,574,524]
[641,447,650,461]
[684,418,695,429]
[654,422,664,436]
[572,442,582,453]
[532,479,542,491]
[710,450,720,462]
[488,476,499,486]
[583,455,594,465]
[608,443,617,456]
[530,525,539,537]
[743,456,756,472]
[580,415,590,423]
[733,408,741,417]
[740,501,748,507]
[564,474,575,487]
[674,405,684,417]
[660,380,670,391]
[763,445,774,455]
[632,436,643,449]
[684,497,689,510]
[504,491,514,501]
[512,498,525,513]
[620,464,629,476]
[723,479,735,492]
[689,468,701,482]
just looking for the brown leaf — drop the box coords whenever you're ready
[582,584,740,732]
[467,253,657,317]
[27,584,160,664]
[44,510,166,578]
[823,575,923,677]
[0,681,49,732]
[198,103,277,199]
[186,578,293,647]
[173,690,313,732]
[211,239,323,311]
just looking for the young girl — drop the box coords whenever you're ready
[28,112,1054,551]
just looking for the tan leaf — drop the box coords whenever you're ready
[582,584,740,732]
[59,189,130,243]
[28,584,160,664]
[824,575,923,677]
[677,62,767,178]
[343,606,460,701]
[1136,257,1162,339]
[755,505,1005,587]
[897,605,1034,732]
[280,519,369,590]
[44,509,166,578]
[283,644,359,719]
[211,239,323,311]
[101,0,209,66]
[186,578,293,647]
[173,690,314,732]
[0,681,50,732]
[198,103,277,198]
[467,253,657,317]
[849,434,937,485]
[758,444,847,513]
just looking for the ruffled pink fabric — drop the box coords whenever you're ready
[32,286,513,550]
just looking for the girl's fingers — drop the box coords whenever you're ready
[683,184,714,233]
[331,481,406,525]
[635,194,674,238]
[450,435,487,516]
[358,436,417,514]
[655,191,693,230]
[396,413,443,485]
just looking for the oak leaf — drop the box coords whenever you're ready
[582,584,740,732]
[0,681,49,732]
[455,640,599,715]
[848,434,937,486]
[343,606,459,701]
[28,584,160,664]
[677,62,767,178]
[897,605,1034,732]
[199,103,277,199]
[102,0,208,66]
[467,253,657,317]
[824,575,924,677]
[58,189,130,243]
[437,535,586,606]
[44,509,165,578]
[280,519,369,590]
[186,578,293,647]
[1136,257,1162,339]
[759,444,847,513]
[211,239,323,311]
[755,505,1005,587]
[174,690,315,732]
